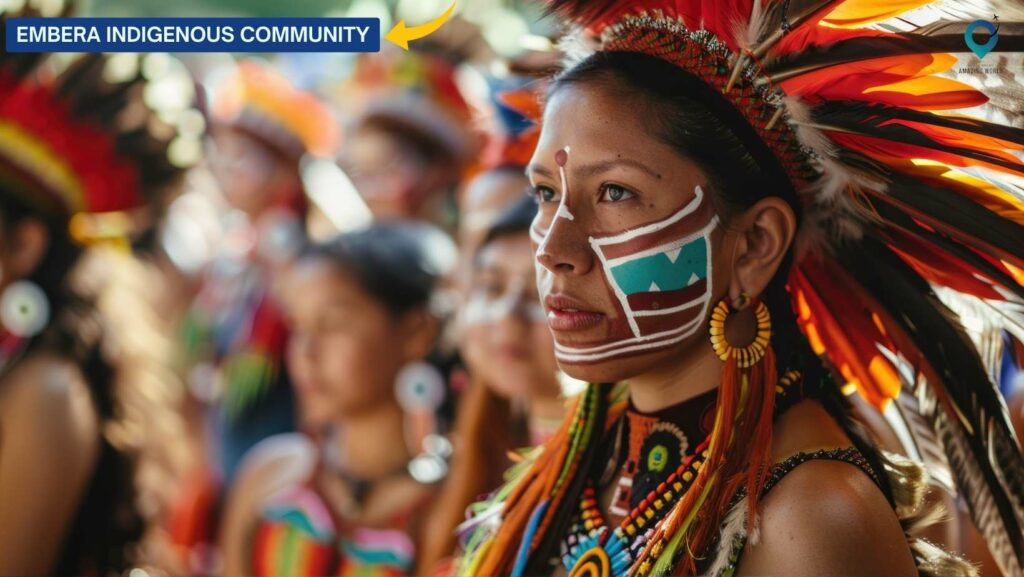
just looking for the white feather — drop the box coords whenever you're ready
[706,498,751,577]
[785,95,836,160]
[556,27,598,70]
[733,0,771,53]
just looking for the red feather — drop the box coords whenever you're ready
[0,69,140,214]
[791,255,902,408]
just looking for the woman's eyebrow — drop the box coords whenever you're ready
[526,157,661,181]
[575,158,661,179]
[525,163,554,179]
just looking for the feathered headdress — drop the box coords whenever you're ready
[480,81,543,171]
[465,1,1024,575]
[0,6,194,221]
[212,60,339,160]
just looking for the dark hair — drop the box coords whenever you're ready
[299,221,452,316]
[0,197,142,574]
[359,114,461,170]
[479,195,538,252]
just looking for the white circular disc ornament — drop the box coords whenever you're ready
[0,280,49,337]
[394,361,446,412]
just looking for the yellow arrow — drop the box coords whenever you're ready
[385,2,456,50]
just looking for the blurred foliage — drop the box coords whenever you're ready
[85,0,541,19]
[87,0,353,17]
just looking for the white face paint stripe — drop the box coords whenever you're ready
[592,235,643,337]
[589,217,718,340]
[603,216,719,268]
[555,146,575,221]
[554,314,707,363]
[586,190,715,340]
[630,297,705,318]
[463,277,545,326]
[590,185,706,249]
[553,313,704,355]
[555,202,575,222]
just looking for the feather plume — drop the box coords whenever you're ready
[706,498,750,577]
[834,238,1024,576]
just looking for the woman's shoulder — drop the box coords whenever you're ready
[736,399,918,576]
[0,351,99,452]
[738,455,917,576]
[233,432,318,497]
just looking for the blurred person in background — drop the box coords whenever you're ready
[420,196,567,576]
[168,59,339,575]
[337,50,477,228]
[220,221,455,577]
[453,81,542,293]
[0,14,192,575]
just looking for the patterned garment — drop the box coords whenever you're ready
[252,484,416,577]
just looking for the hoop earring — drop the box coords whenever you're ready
[709,293,771,368]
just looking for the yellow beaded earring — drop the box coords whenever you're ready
[709,293,771,367]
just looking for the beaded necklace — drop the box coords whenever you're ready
[560,370,805,577]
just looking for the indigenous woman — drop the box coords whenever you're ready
[0,20,190,576]
[422,197,567,575]
[457,2,1024,577]
[220,222,455,577]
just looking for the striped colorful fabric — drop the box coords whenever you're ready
[252,486,416,577]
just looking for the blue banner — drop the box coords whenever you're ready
[6,17,381,53]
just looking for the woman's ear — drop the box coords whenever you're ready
[3,219,50,280]
[728,196,796,299]
[398,308,440,364]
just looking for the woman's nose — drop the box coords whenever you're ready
[290,332,318,362]
[535,212,593,276]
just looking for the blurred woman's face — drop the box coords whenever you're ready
[462,233,561,401]
[209,129,299,218]
[283,256,405,428]
[455,170,531,293]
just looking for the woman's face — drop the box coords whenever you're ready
[527,82,733,384]
[459,170,531,256]
[455,170,530,293]
[462,233,561,401]
[341,126,424,220]
[283,256,405,428]
[209,129,299,218]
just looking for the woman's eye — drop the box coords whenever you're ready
[599,184,636,203]
[532,185,558,203]
[316,313,348,333]
[599,184,635,203]
[480,282,503,299]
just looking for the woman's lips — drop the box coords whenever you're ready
[545,294,605,332]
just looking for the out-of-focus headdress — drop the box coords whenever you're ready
[479,79,542,171]
[212,60,339,161]
[0,8,196,222]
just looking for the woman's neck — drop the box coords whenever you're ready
[626,341,723,413]
[331,402,412,480]
[528,393,565,445]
